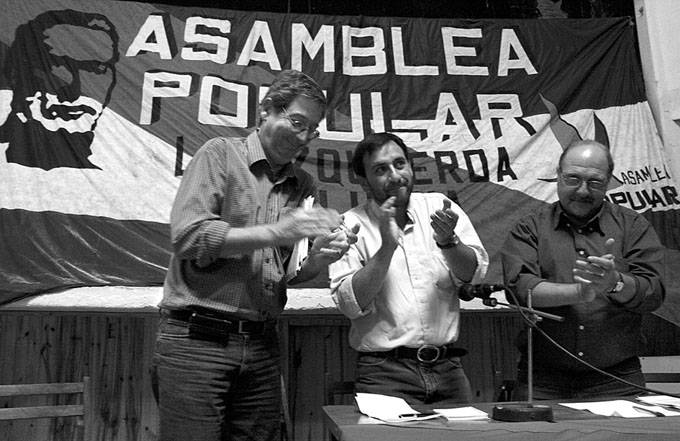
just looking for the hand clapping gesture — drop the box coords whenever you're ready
[573,238,618,301]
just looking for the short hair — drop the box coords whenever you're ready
[557,139,614,176]
[5,9,119,88]
[260,69,327,115]
[351,132,410,178]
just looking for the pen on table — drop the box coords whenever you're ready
[398,413,421,418]
[632,405,665,417]
[398,411,437,418]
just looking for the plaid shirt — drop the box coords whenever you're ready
[160,132,316,320]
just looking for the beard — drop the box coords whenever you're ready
[26,91,103,134]
[2,115,98,170]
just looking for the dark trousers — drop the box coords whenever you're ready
[153,314,281,441]
[515,356,645,400]
[354,352,472,406]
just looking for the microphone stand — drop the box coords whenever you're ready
[486,289,562,422]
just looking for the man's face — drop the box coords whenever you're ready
[22,24,116,134]
[361,141,413,207]
[557,143,610,221]
[258,95,323,168]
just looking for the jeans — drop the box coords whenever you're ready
[153,315,281,441]
[354,352,472,406]
[514,356,645,400]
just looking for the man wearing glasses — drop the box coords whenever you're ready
[502,140,665,399]
[155,70,357,441]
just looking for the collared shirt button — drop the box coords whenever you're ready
[578,351,584,357]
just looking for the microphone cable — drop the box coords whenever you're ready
[503,285,680,399]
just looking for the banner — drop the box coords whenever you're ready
[0,1,678,322]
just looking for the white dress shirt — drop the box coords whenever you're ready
[329,192,489,351]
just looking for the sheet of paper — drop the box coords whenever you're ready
[354,393,441,423]
[285,196,314,281]
[560,399,680,418]
[433,406,488,421]
[636,394,680,411]
[637,394,680,407]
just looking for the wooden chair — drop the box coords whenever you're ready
[280,374,293,441]
[323,373,354,441]
[0,376,92,441]
[324,372,355,406]
[641,356,680,394]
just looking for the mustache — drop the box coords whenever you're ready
[41,103,97,120]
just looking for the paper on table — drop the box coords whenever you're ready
[285,196,314,281]
[637,394,680,410]
[560,399,680,418]
[354,393,441,423]
[433,406,488,421]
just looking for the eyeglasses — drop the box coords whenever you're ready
[281,108,320,139]
[559,174,607,191]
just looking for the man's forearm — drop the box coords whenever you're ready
[525,281,583,307]
[351,246,395,310]
[440,243,478,283]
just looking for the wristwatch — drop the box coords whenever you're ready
[436,233,460,249]
[609,272,624,293]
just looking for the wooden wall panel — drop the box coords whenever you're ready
[0,310,674,441]
[0,313,160,441]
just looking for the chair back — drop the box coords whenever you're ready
[641,356,680,394]
[0,376,92,441]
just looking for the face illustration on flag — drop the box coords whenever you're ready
[0,1,677,321]
[0,10,118,171]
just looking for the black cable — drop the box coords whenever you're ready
[503,286,680,400]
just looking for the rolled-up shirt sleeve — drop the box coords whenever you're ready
[329,241,374,319]
[611,214,665,313]
[501,216,545,306]
[170,139,232,264]
[449,200,489,284]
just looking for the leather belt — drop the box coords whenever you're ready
[362,344,467,364]
[162,308,275,336]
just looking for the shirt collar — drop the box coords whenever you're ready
[554,202,606,235]
[246,131,296,180]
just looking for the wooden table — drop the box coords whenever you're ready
[323,403,680,441]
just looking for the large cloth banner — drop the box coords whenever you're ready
[0,0,678,321]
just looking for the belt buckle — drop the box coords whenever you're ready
[237,320,249,334]
[416,344,440,363]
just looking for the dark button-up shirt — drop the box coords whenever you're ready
[160,132,316,321]
[502,201,665,372]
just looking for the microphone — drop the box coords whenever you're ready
[458,283,505,301]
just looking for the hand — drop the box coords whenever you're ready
[572,238,618,301]
[309,222,360,263]
[430,199,459,245]
[377,196,400,250]
[273,207,342,245]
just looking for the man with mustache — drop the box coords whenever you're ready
[0,9,119,170]
[155,70,357,441]
[502,140,665,399]
[329,132,488,405]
